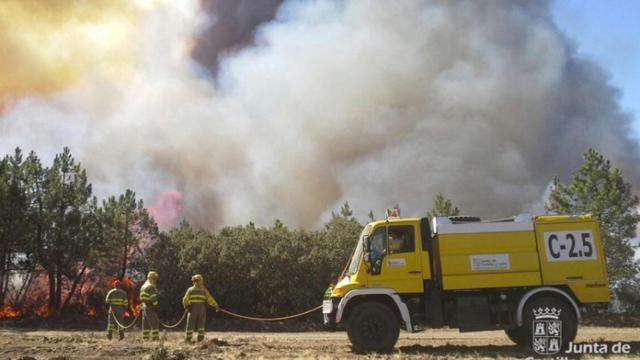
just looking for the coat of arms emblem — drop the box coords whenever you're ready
[532,307,562,355]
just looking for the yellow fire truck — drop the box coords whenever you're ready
[322,213,609,353]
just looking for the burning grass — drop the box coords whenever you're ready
[1,274,143,321]
[0,304,20,318]
[0,304,49,319]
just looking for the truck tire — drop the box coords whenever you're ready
[346,301,400,353]
[521,296,577,353]
[504,327,526,346]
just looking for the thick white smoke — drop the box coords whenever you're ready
[0,0,638,229]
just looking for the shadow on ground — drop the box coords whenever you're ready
[399,344,525,358]
[398,341,640,358]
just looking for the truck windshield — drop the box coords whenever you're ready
[347,224,372,275]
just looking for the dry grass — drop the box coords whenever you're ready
[0,327,638,359]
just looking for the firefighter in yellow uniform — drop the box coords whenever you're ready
[105,279,128,340]
[183,274,219,342]
[139,271,160,341]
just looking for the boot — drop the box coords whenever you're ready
[197,335,204,343]
[118,331,124,340]
[107,331,113,340]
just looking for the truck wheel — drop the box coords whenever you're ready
[521,296,577,354]
[346,301,400,353]
[504,327,526,347]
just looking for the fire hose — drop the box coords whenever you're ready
[108,310,141,330]
[160,309,188,328]
[218,304,322,321]
[109,304,322,330]
[108,308,186,330]
[161,304,322,326]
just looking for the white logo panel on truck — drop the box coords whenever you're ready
[469,254,510,271]
[544,230,597,262]
[387,258,406,268]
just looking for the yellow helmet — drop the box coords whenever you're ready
[147,271,158,280]
[191,274,203,283]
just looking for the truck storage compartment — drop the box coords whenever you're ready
[533,215,609,303]
[434,214,542,290]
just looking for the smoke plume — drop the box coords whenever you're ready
[192,0,284,74]
[0,0,638,229]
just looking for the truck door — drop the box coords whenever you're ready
[368,224,424,293]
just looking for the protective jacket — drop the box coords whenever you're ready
[106,288,128,308]
[182,286,217,308]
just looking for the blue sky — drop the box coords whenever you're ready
[552,1,639,259]
[552,0,640,136]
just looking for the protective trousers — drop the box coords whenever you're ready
[142,305,160,340]
[185,303,207,341]
[107,307,125,340]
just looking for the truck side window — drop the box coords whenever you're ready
[369,227,387,274]
[388,225,415,254]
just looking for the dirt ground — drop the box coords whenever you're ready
[0,327,638,360]
[0,327,640,360]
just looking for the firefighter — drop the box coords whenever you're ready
[182,274,219,342]
[105,279,128,340]
[139,271,160,341]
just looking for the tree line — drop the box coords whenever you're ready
[0,147,638,318]
[0,147,157,314]
[130,206,361,318]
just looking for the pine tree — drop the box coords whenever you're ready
[273,219,285,229]
[546,148,639,290]
[99,189,158,280]
[331,201,356,221]
[40,147,94,312]
[0,149,29,304]
[340,201,353,219]
[427,193,460,219]
[367,210,375,222]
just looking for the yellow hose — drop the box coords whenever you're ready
[218,304,322,321]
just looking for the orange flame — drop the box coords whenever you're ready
[108,275,141,318]
[87,307,97,317]
[33,304,49,317]
[125,303,142,318]
[0,304,49,318]
[0,305,21,318]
